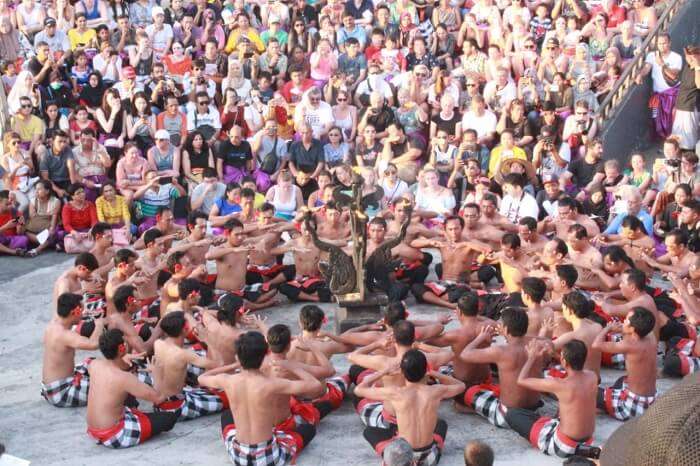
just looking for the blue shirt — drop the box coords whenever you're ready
[337,26,367,48]
[603,209,654,236]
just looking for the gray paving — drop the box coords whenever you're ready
[0,256,680,465]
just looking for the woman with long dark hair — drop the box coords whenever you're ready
[181,130,214,190]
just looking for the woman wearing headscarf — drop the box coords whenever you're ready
[571,75,600,114]
[7,70,39,115]
[79,71,107,112]
[0,16,21,62]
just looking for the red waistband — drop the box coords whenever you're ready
[87,419,125,442]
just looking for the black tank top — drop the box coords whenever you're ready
[135,52,153,77]
[188,149,210,171]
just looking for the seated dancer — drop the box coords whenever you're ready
[355,349,466,465]
[287,305,352,414]
[199,331,322,465]
[594,268,688,344]
[641,228,696,278]
[177,212,226,267]
[273,221,333,303]
[245,202,297,288]
[460,203,505,247]
[517,217,547,256]
[105,249,148,312]
[349,321,453,430]
[521,277,554,337]
[159,251,208,316]
[198,294,249,365]
[539,291,604,379]
[593,308,658,421]
[86,329,178,448]
[134,228,169,312]
[42,293,105,407]
[107,285,161,353]
[152,312,225,421]
[53,252,100,308]
[84,222,117,317]
[365,216,424,301]
[458,308,544,427]
[264,324,335,430]
[411,215,491,309]
[133,206,186,250]
[205,218,278,310]
[480,233,531,293]
[664,332,700,377]
[426,292,497,390]
[315,200,352,241]
[506,340,599,459]
[598,216,655,272]
[322,301,446,348]
[539,196,600,239]
[479,193,517,232]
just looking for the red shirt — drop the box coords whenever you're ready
[0,208,19,235]
[62,202,97,233]
[281,79,315,104]
[590,5,626,28]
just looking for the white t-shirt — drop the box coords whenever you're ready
[500,192,539,223]
[645,51,683,93]
[483,80,517,113]
[356,75,394,100]
[186,106,222,131]
[145,24,174,58]
[461,110,497,139]
[294,102,334,139]
[416,188,456,216]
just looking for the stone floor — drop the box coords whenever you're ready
[0,253,680,465]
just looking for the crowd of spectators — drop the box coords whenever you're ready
[0,0,698,256]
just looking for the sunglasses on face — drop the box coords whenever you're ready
[21,103,32,108]
[466,83,476,87]
[198,101,209,105]
[337,97,347,102]
[524,44,535,49]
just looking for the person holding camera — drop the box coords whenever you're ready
[561,99,597,158]
[532,125,569,179]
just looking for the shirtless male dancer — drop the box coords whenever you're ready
[365,216,422,301]
[480,193,517,232]
[480,233,531,293]
[199,294,248,365]
[355,349,466,465]
[316,200,351,241]
[53,252,100,308]
[105,249,148,312]
[177,212,226,267]
[349,320,454,431]
[134,229,169,309]
[159,251,208,316]
[264,324,337,432]
[506,340,599,459]
[642,229,697,278]
[134,206,186,250]
[206,218,279,309]
[521,277,555,337]
[539,291,603,378]
[411,216,491,308]
[426,292,496,392]
[42,293,105,407]
[458,308,544,428]
[461,203,505,247]
[108,285,161,353]
[86,329,177,448]
[273,222,332,303]
[517,217,547,256]
[84,222,116,317]
[593,307,658,421]
[539,196,600,238]
[245,202,297,288]
[198,331,322,465]
[151,312,225,421]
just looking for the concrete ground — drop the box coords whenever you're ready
[0,253,680,466]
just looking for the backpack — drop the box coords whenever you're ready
[258,137,279,175]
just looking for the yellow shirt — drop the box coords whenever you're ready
[224,29,265,54]
[11,114,44,143]
[488,145,528,178]
[68,28,97,50]
[96,195,131,225]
